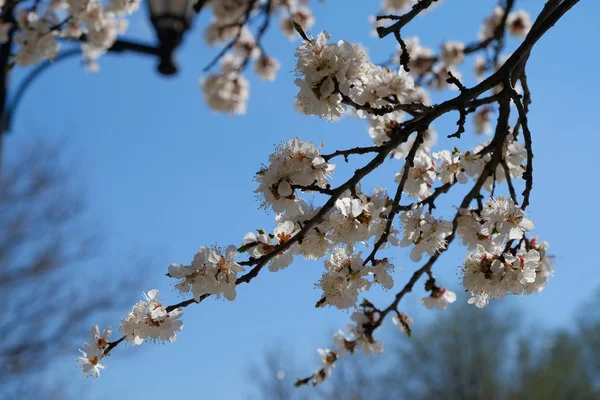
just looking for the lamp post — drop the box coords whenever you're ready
[0,0,197,126]
[0,0,197,179]
[148,0,195,76]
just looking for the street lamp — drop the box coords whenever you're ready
[0,1,198,140]
[147,0,195,76]
[0,2,199,176]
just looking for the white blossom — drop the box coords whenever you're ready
[392,312,414,334]
[440,40,465,66]
[462,245,541,308]
[524,238,554,294]
[78,349,106,378]
[397,36,435,75]
[347,311,383,355]
[254,55,281,81]
[474,55,487,79]
[255,137,334,214]
[294,31,415,120]
[478,6,504,41]
[507,10,532,38]
[457,208,496,252]
[109,0,141,14]
[382,0,415,13]
[481,196,535,242]
[201,64,250,115]
[77,325,112,378]
[120,290,184,345]
[371,258,395,290]
[400,207,451,262]
[433,149,467,184]
[280,7,315,40]
[317,247,370,309]
[420,288,457,310]
[328,196,370,245]
[398,147,435,200]
[169,245,244,301]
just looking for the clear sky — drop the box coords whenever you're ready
[6,1,600,399]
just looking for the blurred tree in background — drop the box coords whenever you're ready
[252,295,600,400]
[0,141,132,399]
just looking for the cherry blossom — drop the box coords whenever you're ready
[399,148,436,200]
[120,290,184,345]
[433,149,467,185]
[507,10,532,37]
[77,324,112,378]
[201,64,250,115]
[317,247,370,309]
[392,312,414,334]
[382,0,415,13]
[69,0,568,384]
[440,40,465,66]
[481,196,535,241]
[255,137,334,214]
[347,311,383,355]
[78,349,106,378]
[420,287,457,310]
[254,55,281,81]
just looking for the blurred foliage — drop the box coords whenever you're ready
[0,140,132,399]
[251,294,600,400]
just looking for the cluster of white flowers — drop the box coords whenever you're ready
[433,149,468,184]
[317,248,370,309]
[201,60,250,115]
[457,196,552,307]
[481,196,535,242]
[381,0,415,13]
[245,138,402,284]
[7,0,138,70]
[400,37,435,75]
[169,245,244,301]
[446,134,526,191]
[458,195,535,253]
[384,8,532,128]
[255,137,334,214]
[77,325,111,378]
[392,36,465,91]
[120,289,184,345]
[78,290,184,377]
[523,238,554,294]
[392,312,413,334]
[316,248,394,309]
[399,206,453,262]
[300,306,387,386]
[368,119,435,159]
[333,310,383,356]
[76,1,558,383]
[440,40,465,66]
[479,6,532,41]
[200,0,316,113]
[457,208,496,251]
[420,286,457,310]
[294,31,416,120]
[397,147,436,199]
[370,132,523,211]
[462,245,539,308]
[254,55,281,81]
[205,0,314,45]
[242,220,299,272]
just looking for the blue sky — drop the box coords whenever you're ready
[6,0,600,398]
